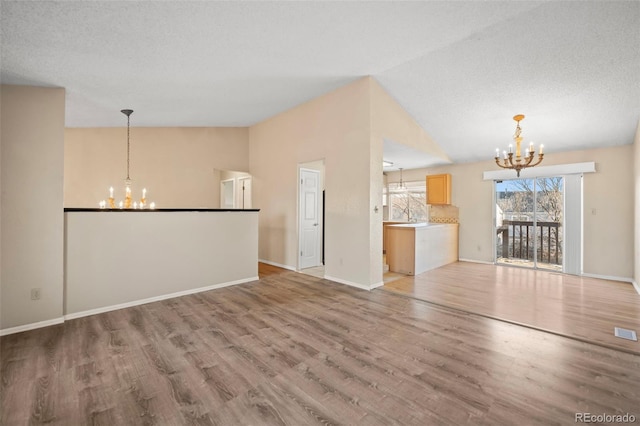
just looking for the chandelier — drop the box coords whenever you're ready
[494,114,544,177]
[98,109,155,209]
[398,167,406,190]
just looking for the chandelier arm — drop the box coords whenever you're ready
[506,153,516,167]
[522,153,534,166]
[529,154,545,167]
[495,158,509,169]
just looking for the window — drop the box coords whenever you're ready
[386,180,427,222]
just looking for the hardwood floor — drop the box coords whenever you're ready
[2,264,639,425]
[383,261,640,354]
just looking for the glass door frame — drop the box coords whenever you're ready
[493,176,564,271]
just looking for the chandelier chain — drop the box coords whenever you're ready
[126,113,131,181]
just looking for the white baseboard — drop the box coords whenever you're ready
[459,258,495,265]
[65,276,259,320]
[457,262,638,294]
[258,259,297,271]
[0,316,65,337]
[324,275,381,291]
[582,273,639,295]
[0,277,259,336]
[370,281,384,290]
[581,272,633,284]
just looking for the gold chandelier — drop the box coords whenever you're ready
[494,114,544,177]
[98,109,155,209]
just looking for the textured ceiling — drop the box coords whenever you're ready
[2,1,639,167]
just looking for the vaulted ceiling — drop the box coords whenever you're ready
[2,1,639,168]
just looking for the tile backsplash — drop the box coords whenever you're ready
[428,204,459,224]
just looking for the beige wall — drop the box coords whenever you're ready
[368,78,452,285]
[65,211,258,316]
[580,145,634,279]
[220,169,251,181]
[249,77,378,287]
[634,120,640,286]
[370,79,450,163]
[1,85,66,330]
[64,127,249,208]
[248,77,443,288]
[390,144,634,279]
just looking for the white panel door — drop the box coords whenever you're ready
[299,169,320,269]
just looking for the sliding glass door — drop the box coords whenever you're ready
[534,177,563,270]
[495,177,563,271]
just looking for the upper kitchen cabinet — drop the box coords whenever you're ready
[426,173,451,205]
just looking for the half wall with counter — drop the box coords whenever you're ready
[64,209,259,318]
[386,223,459,275]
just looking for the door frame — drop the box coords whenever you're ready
[220,178,235,209]
[493,175,568,271]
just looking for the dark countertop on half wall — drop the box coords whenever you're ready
[64,208,260,212]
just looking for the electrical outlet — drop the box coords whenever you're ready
[30,288,41,300]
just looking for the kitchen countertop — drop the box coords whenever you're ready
[386,222,456,228]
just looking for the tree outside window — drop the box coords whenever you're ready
[386,181,427,222]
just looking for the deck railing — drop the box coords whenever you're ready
[496,220,561,265]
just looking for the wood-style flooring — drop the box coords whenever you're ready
[2,263,639,425]
[383,262,640,354]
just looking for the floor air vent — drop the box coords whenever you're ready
[614,327,638,341]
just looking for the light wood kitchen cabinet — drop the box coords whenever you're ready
[426,173,451,205]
